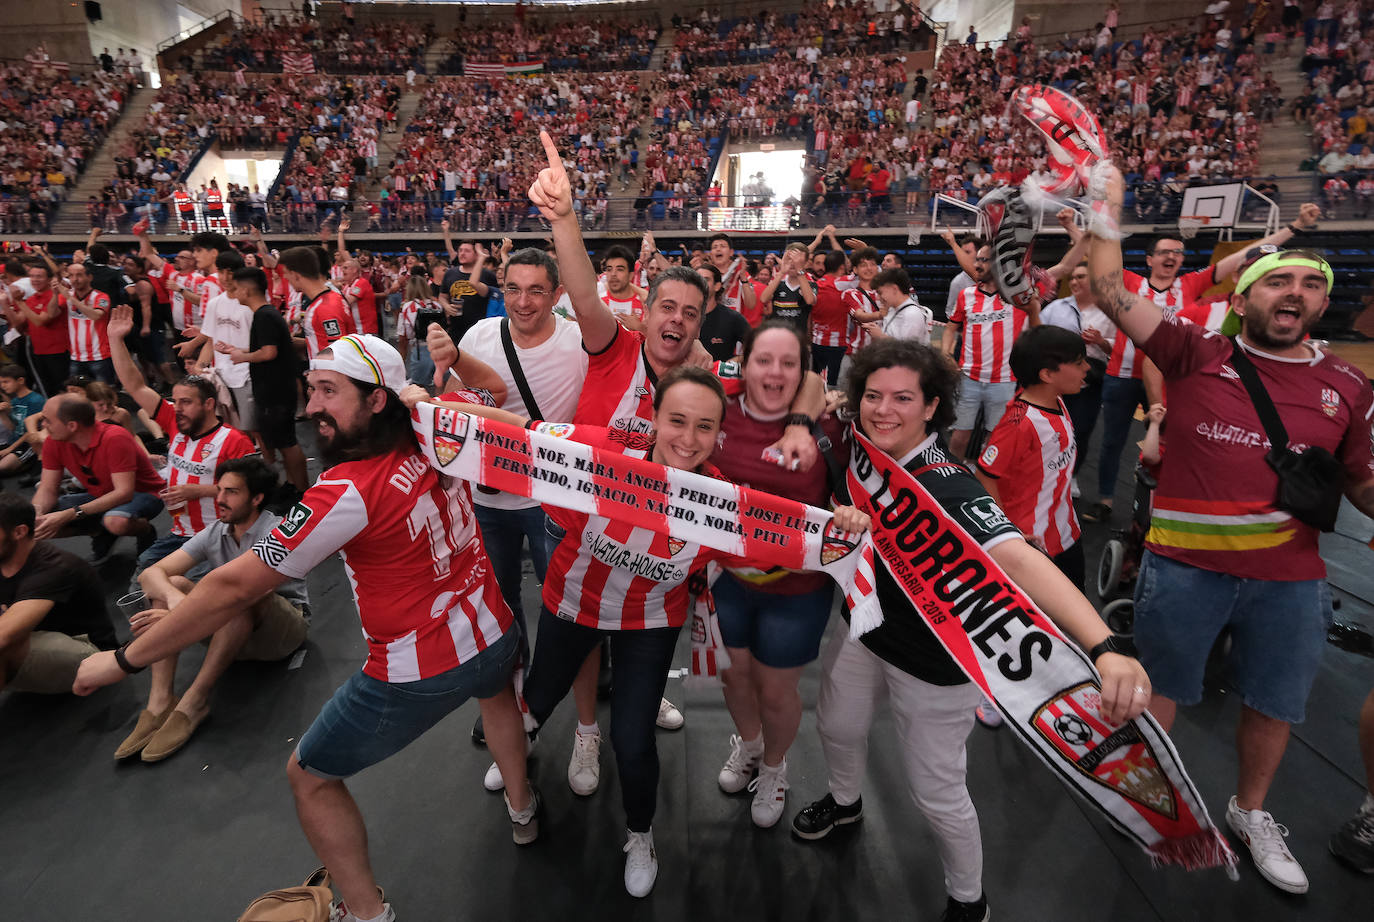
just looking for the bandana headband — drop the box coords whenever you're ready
[1235,250,1333,296]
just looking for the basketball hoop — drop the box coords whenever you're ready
[907,223,923,245]
[1177,215,1209,239]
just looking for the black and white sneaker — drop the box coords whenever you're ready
[1329,795,1374,873]
[791,793,863,840]
[939,893,990,922]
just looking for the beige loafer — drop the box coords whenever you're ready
[114,698,179,760]
[141,709,208,763]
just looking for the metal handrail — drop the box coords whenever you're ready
[156,9,244,55]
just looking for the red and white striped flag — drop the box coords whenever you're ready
[282,52,315,75]
[463,61,507,78]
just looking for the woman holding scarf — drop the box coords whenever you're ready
[709,320,846,829]
[790,339,1151,922]
[411,364,871,899]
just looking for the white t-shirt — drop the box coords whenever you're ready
[203,292,253,388]
[882,297,932,345]
[459,315,589,510]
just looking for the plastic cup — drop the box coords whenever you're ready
[116,590,149,624]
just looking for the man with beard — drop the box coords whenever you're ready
[75,334,535,922]
[106,306,256,572]
[1088,165,1374,896]
[0,491,116,693]
[118,457,310,762]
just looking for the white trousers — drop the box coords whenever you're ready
[816,629,983,903]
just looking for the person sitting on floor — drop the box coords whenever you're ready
[116,457,310,762]
[0,491,117,693]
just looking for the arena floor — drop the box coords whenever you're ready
[3,417,1372,920]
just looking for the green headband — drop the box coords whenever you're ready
[1235,251,1333,296]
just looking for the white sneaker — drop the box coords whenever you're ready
[506,783,540,846]
[483,760,505,792]
[656,696,684,730]
[975,698,1003,729]
[718,733,764,793]
[568,728,601,796]
[623,828,659,897]
[747,760,789,828]
[334,902,395,922]
[1226,796,1310,893]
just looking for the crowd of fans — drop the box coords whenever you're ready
[439,18,659,74]
[0,54,138,233]
[666,2,920,71]
[197,12,433,76]
[1297,1,1374,216]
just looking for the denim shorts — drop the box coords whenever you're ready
[58,490,164,521]
[294,626,519,779]
[1132,550,1333,724]
[953,378,1015,432]
[713,574,834,669]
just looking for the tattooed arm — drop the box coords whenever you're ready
[1086,165,1164,347]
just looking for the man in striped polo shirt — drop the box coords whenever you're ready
[105,306,256,573]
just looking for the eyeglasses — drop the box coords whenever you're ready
[502,285,552,299]
[1153,248,1185,257]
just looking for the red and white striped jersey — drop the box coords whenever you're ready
[190,274,222,329]
[537,423,739,631]
[603,293,645,324]
[152,265,196,331]
[153,401,256,537]
[1178,298,1230,332]
[253,446,514,682]
[948,286,1027,384]
[842,286,881,354]
[66,289,112,362]
[976,397,1080,556]
[811,274,851,348]
[302,288,354,359]
[344,277,379,335]
[1107,268,1214,378]
[1131,81,1149,106]
[573,326,656,435]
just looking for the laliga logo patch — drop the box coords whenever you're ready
[539,422,575,439]
[980,445,999,466]
[432,406,470,467]
[1032,682,1178,820]
[820,518,859,565]
[1321,388,1339,417]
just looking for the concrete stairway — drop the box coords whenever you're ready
[51,85,157,233]
[1257,50,1316,220]
[648,26,677,72]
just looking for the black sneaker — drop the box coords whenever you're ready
[471,714,486,748]
[1329,807,1374,873]
[791,793,863,840]
[90,530,118,565]
[940,894,990,922]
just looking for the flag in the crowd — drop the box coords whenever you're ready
[282,52,315,75]
[463,60,544,78]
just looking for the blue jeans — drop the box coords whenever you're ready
[407,341,435,389]
[474,503,550,672]
[1096,374,1146,501]
[295,627,520,779]
[58,490,163,522]
[524,607,680,832]
[1133,551,1333,723]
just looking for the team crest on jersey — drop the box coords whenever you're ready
[820,519,859,565]
[277,502,314,538]
[717,360,741,380]
[666,537,686,556]
[322,318,342,337]
[1321,388,1339,417]
[1032,682,1178,820]
[432,405,470,467]
[960,496,1013,533]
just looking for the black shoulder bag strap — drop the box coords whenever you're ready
[1227,339,1288,450]
[500,318,543,420]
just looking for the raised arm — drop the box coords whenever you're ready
[335,216,351,263]
[940,228,977,277]
[1211,202,1322,282]
[106,306,161,416]
[467,242,491,297]
[1045,208,1089,282]
[441,218,458,262]
[133,222,165,271]
[529,130,617,352]
[1087,166,1164,346]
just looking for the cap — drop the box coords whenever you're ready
[310,334,408,395]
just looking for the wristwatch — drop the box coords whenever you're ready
[1088,633,1137,661]
[114,642,145,675]
[785,412,816,429]
[72,505,87,521]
